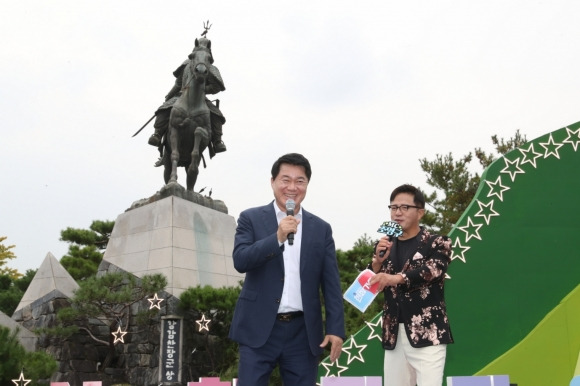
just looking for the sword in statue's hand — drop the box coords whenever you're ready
[131,114,156,137]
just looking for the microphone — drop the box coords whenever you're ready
[376,221,403,257]
[285,199,296,246]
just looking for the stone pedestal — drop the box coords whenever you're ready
[101,195,243,297]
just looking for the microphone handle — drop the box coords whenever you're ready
[378,235,395,258]
[288,232,294,245]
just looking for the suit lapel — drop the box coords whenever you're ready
[262,202,284,271]
[261,202,279,233]
[300,209,314,275]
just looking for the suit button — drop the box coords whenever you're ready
[276,299,280,303]
[281,277,284,282]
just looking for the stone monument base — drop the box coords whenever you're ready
[100,194,242,297]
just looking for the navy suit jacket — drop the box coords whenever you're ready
[229,202,345,356]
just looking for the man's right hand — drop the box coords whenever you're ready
[277,216,300,243]
[371,236,393,272]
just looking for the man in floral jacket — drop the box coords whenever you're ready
[369,184,453,386]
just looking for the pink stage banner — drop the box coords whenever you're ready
[187,377,231,385]
[320,376,382,386]
[447,375,510,386]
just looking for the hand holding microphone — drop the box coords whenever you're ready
[277,199,301,246]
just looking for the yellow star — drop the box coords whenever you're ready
[12,371,31,386]
[196,313,211,332]
[112,326,127,344]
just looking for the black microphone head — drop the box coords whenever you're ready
[285,199,295,215]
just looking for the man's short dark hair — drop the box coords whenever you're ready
[271,153,312,181]
[390,184,425,208]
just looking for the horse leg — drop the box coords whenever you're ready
[163,145,172,185]
[186,127,209,190]
[168,126,179,184]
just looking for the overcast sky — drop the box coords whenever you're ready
[2,0,580,273]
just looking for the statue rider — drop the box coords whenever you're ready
[148,37,227,162]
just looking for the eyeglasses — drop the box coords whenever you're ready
[388,204,422,212]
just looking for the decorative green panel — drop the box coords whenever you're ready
[319,122,580,386]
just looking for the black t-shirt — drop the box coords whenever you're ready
[392,236,419,272]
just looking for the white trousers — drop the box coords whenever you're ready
[383,324,447,386]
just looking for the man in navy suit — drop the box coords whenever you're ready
[229,153,345,386]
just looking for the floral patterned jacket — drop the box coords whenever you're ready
[372,227,454,349]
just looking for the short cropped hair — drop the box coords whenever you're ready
[271,153,312,181]
[390,184,425,208]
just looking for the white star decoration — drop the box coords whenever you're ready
[321,359,349,377]
[112,326,127,344]
[12,371,31,386]
[364,316,383,342]
[539,134,564,159]
[474,200,500,225]
[148,293,164,310]
[451,237,470,263]
[485,176,510,202]
[563,127,580,151]
[341,335,368,365]
[196,313,211,332]
[450,127,574,268]
[458,217,483,242]
[518,143,543,168]
[500,157,525,182]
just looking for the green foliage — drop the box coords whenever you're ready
[20,351,58,386]
[62,272,167,326]
[49,272,167,350]
[419,130,527,234]
[0,326,57,386]
[0,236,21,279]
[0,326,25,383]
[14,269,36,292]
[0,270,36,316]
[59,220,115,280]
[179,285,241,380]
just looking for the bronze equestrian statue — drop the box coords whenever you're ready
[134,26,227,192]
[161,37,217,191]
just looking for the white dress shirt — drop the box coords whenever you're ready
[274,201,303,313]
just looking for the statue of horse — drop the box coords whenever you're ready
[163,39,212,191]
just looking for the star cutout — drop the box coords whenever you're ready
[500,157,525,182]
[563,127,580,151]
[12,371,31,386]
[112,326,127,344]
[364,316,383,342]
[196,313,211,332]
[485,176,510,202]
[341,335,368,365]
[320,358,349,377]
[518,143,543,168]
[539,134,564,159]
[148,293,164,310]
[474,200,500,225]
[451,237,470,263]
[458,217,483,242]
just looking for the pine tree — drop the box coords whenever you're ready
[59,220,115,280]
[419,130,527,234]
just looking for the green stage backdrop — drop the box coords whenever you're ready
[318,121,580,386]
